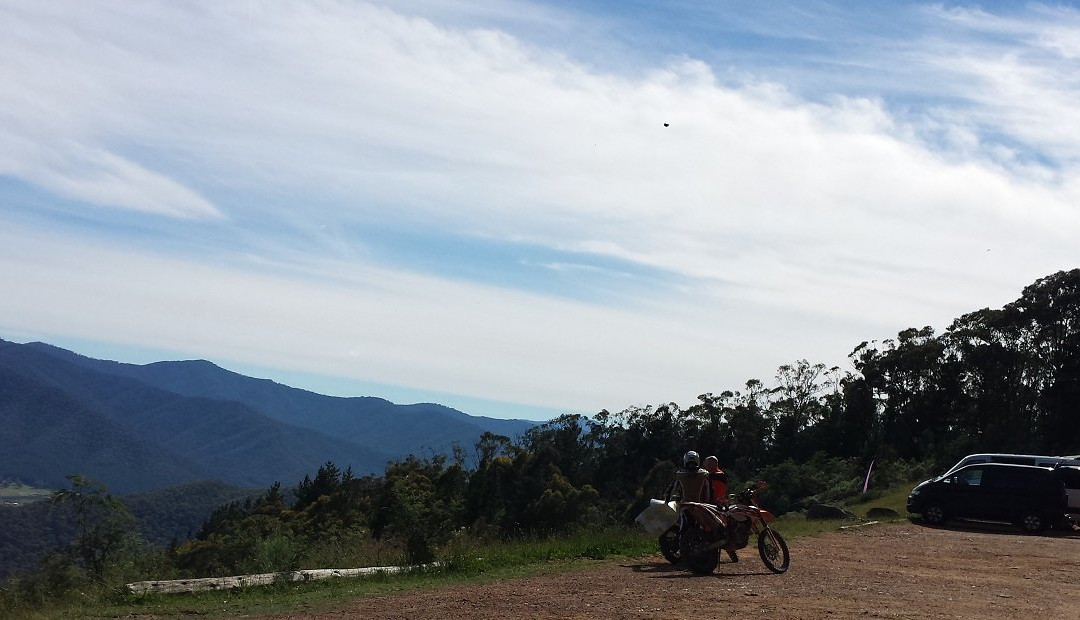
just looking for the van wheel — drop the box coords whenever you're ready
[1018,512,1046,533]
[922,503,947,525]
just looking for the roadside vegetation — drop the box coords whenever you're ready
[2,268,1077,618]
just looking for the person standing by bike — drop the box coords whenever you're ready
[705,455,739,563]
[704,455,729,504]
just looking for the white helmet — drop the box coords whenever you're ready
[683,450,700,469]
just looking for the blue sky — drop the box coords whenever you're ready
[3,1,1080,421]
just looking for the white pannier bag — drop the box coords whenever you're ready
[635,498,678,536]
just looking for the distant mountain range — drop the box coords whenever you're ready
[0,338,536,494]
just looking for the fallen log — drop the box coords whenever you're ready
[127,564,436,595]
[838,520,880,530]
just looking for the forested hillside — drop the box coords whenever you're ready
[0,341,534,494]
[0,345,392,492]
[0,480,254,579]
[0,368,214,491]
[25,344,533,458]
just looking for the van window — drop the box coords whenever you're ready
[984,468,1025,490]
[956,468,984,486]
[1056,468,1080,487]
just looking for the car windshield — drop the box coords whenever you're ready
[942,457,986,477]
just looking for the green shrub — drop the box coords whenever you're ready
[243,534,301,574]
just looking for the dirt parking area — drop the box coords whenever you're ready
[266,521,1080,619]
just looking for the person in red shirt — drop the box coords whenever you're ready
[704,455,738,563]
[703,455,728,502]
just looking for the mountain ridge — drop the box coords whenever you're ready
[0,338,536,495]
[21,340,535,458]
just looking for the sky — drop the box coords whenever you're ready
[2,1,1080,421]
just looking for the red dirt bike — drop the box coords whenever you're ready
[676,481,790,575]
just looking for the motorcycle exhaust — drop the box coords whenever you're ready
[703,536,728,552]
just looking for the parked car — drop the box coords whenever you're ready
[907,463,1068,532]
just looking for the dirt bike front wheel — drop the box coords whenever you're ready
[757,527,790,574]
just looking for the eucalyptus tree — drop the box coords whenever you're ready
[51,475,137,581]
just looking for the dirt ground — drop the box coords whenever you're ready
[265,521,1080,619]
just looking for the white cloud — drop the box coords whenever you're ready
[0,222,771,413]
[2,139,222,219]
[0,3,223,219]
[919,4,1080,165]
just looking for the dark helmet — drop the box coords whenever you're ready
[683,450,700,469]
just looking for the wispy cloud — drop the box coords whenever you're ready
[1,1,1079,418]
[912,4,1080,167]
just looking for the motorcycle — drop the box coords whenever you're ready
[676,481,790,575]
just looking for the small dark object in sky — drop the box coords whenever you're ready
[663,122,670,127]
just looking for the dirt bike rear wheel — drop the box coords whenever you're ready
[679,526,719,575]
[659,525,681,564]
[757,527,790,574]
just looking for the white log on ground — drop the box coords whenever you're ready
[126,564,435,595]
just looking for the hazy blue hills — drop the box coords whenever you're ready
[25,341,533,459]
[0,342,392,492]
[0,338,536,495]
[0,367,214,492]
